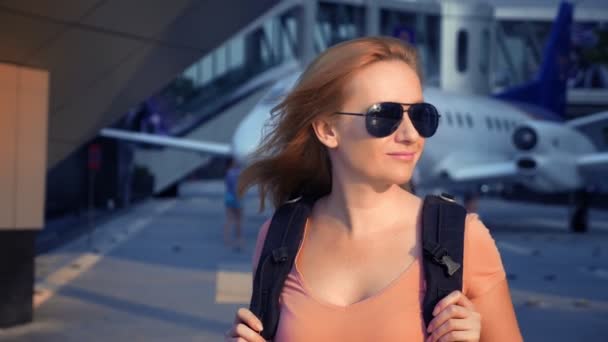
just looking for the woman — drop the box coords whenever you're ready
[225,36,522,341]
[223,157,244,252]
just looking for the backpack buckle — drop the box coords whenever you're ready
[424,243,461,277]
[440,254,461,276]
[272,246,289,263]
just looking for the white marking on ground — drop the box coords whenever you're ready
[34,200,176,308]
[215,263,253,304]
[496,241,534,255]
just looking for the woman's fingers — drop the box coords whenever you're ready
[454,291,475,310]
[427,304,470,333]
[426,318,468,342]
[426,291,481,342]
[432,290,475,316]
[429,330,478,342]
[234,308,264,332]
[234,322,267,342]
[224,308,265,342]
[224,323,266,342]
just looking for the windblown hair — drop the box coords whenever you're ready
[237,36,423,211]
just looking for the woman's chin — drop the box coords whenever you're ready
[360,169,413,188]
[392,174,413,186]
[375,175,411,187]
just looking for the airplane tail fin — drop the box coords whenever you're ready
[494,1,573,119]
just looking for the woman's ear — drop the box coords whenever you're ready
[311,117,339,149]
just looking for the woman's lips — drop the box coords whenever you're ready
[387,152,416,161]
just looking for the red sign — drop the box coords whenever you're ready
[88,143,101,170]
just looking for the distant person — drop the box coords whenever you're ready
[223,157,244,252]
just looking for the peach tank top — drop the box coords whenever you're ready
[251,213,506,341]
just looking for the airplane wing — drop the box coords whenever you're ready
[577,152,608,191]
[447,161,519,183]
[578,152,608,173]
[99,128,232,156]
[565,110,608,152]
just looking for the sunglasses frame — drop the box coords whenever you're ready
[334,102,441,138]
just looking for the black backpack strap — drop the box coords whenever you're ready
[421,193,467,328]
[249,195,315,341]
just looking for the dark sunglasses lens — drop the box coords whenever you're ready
[409,103,439,137]
[365,102,402,137]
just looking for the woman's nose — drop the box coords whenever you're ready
[394,114,421,142]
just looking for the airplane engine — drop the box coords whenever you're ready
[511,120,600,232]
[512,120,595,193]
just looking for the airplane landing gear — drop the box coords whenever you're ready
[570,189,589,233]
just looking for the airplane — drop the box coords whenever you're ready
[100,1,608,233]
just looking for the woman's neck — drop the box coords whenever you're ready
[314,180,412,239]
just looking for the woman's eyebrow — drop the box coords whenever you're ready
[399,100,424,105]
[398,97,424,103]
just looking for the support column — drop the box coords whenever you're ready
[0,63,49,327]
[297,0,317,67]
[440,0,494,95]
[365,0,380,37]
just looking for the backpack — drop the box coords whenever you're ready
[249,192,466,341]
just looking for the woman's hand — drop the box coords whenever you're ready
[425,290,481,342]
[224,307,266,342]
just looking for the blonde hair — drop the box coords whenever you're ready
[237,36,423,211]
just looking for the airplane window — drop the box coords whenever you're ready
[486,117,493,130]
[503,119,510,130]
[446,111,453,126]
[456,112,463,127]
[457,30,468,72]
[466,114,473,128]
[495,118,502,131]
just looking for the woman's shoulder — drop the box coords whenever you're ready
[464,212,493,246]
[252,218,273,274]
[462,211,507,299]
[403,191,424,211]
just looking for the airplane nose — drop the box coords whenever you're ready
[512,126,537,151]
[231,139,252,166]
[231,117,261,166]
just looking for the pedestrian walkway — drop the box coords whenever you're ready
[0,180,271,341]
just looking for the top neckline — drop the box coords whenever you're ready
[293,217,420,311]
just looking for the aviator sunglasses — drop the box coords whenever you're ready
[334,102,441,138]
